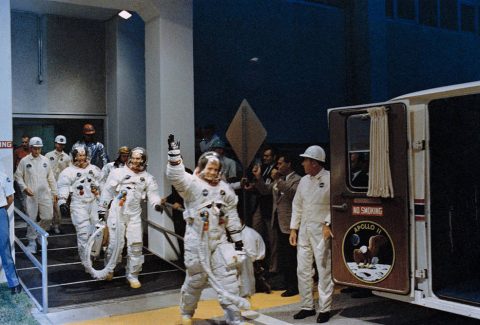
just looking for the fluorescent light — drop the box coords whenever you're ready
[118,10,132,19]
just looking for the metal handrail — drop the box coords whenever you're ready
[14,206,49,313]
[144,203,185,268]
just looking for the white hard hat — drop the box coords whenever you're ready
[29,137,43,147]
[55,135,67,144]
[300,145,325,162]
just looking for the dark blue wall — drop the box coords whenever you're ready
[194,0,346,144]
[194,0,480,144]
[386,21,480,98]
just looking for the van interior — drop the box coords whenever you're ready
[429,94,480,306]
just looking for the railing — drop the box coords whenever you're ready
[144,203,185,271]
[13,202,184,314]
[14,207,49,313]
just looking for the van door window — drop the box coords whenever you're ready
[347,114,370,190]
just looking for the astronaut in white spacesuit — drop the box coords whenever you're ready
[14,137,57,254]
[57,146,102,270]
[98,147,162,289]
[100,146,130,185]
[165,135,247,325]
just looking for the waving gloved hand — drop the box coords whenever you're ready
[168,134,182,165]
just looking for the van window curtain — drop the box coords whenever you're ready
[367,106,394,198]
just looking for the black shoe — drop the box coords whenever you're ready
[340,286,356,294]
[293,309,316,319]
[351,289,373,298]
[317,311,330,323]
[11,284,22,295]
[255,278,272,294]
[281,288,299,297]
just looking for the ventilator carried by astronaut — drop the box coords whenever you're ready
[96,147,161,289]
[165,135,250,325]
[57,146,102,270]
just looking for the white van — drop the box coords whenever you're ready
[328,81,480,319]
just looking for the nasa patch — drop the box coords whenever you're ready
[89,170,94,175]
[77,173,81,178]
[26,164,32,168]
[140,177,145,182]
[220,190,225,196]
[50,157,54,161]
[202,189,208,196]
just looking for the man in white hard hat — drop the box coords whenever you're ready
[289,145,334,323]
[15,137,57,254]
[45,135,71,234]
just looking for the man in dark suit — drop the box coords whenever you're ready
[254,153,301,296]
[249,146,278,275]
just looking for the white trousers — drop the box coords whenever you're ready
[106,205,144,276]
[181,227,241,325]
[297,230,334,312]
[71,201,98,263]
[25,196,53,240]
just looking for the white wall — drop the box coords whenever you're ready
[145,0,194,259]
[11,12,106,115]
[0,0,13,283]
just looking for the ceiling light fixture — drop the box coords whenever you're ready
[118,10,132,19]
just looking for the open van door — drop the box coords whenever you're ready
[329,102,410,294]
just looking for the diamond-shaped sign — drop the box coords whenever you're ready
[226,99,267,171]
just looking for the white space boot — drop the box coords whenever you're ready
[126,274,141,289]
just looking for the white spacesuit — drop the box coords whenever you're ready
[100,146,130,185]
[98,147,161,289]
[57,146,102,269]
[14,137,57,254]
[166,135,247,325]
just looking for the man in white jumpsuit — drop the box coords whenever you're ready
[166,135,246,325]
[45,135,71,234]
[57,146,102,270]
[100,146,130,185]
[15,137,57,254]
[289,145,334,323]
[98,147,161,289]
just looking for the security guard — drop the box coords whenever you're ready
[15,137,57,254]
[0,170,22,294]
[45,135,71,234]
